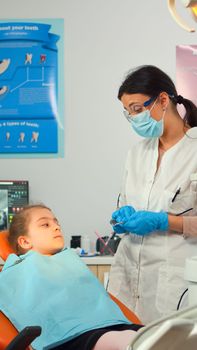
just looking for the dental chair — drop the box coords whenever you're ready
[0,230,141,349]
[3,229,196,350]
[0,312,41,350]
[0,232,42,350]
[0,231,14,263]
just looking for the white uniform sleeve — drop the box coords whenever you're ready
[183,216,197,237]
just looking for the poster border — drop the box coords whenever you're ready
[0,18,64,159]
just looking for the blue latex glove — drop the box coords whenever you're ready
[111,205,136,233]
[119,210,169,236]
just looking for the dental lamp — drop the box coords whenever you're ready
[168,0,197,32]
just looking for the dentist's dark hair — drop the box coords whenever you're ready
[118,65,197,127]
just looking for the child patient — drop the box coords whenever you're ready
[0,204,142,350]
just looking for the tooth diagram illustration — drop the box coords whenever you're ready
[25,53,33,64]
[0,59,10,74]
[19,132,25,143]
[31,132,39,143]
[6,132,10,141]
[0,86,8,95]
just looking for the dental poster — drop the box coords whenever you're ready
[176,45,197,106]
[0,19,64,157]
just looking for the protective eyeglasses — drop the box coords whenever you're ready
[123,96,156,121]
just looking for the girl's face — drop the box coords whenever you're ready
[18,207,65,255]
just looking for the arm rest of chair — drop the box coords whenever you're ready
[6,326,42,350]
[0,311,41,350]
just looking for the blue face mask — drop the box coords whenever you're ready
[130,109,164,138]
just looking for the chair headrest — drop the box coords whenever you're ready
[0,231,15,261]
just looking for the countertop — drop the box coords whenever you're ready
[80,255,114,265]
[0,254,115,266]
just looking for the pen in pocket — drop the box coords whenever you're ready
[176,208,193,216]
[172,187,181,202]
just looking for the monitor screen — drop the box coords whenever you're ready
[0,180,29,230]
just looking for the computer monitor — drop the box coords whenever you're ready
[0,180,29,229]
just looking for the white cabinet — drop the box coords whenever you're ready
[81,256,114,286]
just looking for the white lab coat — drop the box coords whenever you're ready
[108,128,197,324]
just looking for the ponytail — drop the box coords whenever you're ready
[171,95,197,127]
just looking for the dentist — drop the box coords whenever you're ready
[108,65,197,324]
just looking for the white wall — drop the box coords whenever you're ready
[1,0,197,248]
